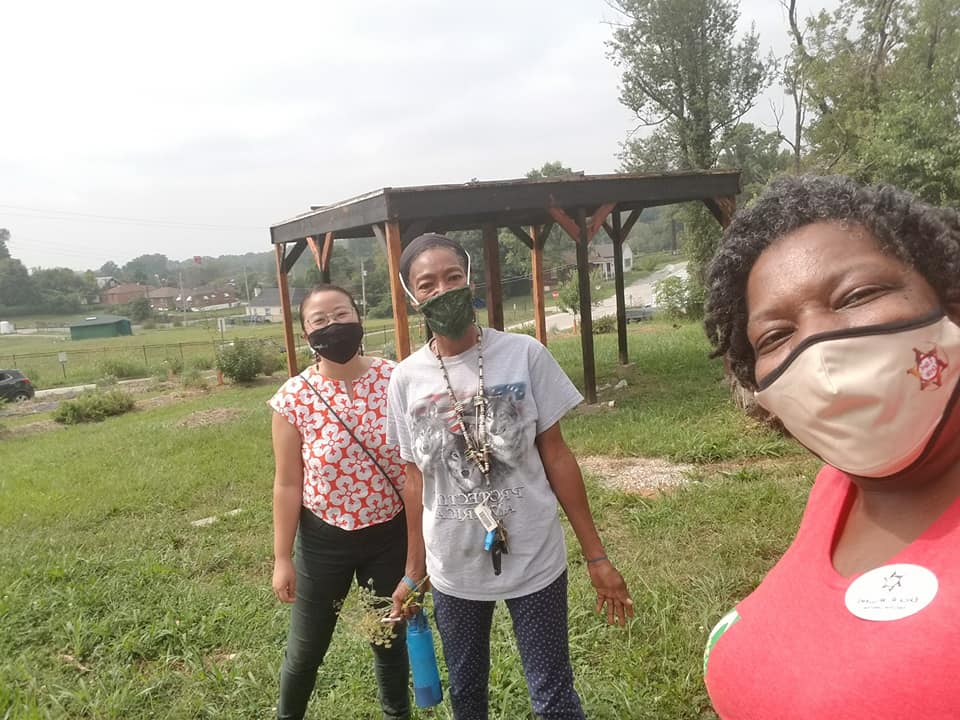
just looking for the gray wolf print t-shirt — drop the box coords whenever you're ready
[386,329,583,600]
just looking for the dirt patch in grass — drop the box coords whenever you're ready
[4,419,63,438]
[0,399,60,417]
[177,408,246,428]
[579,455,695,496]
[137,389,211,411]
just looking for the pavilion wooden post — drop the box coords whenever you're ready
[320,231,334,283]
[383,221,411,359]
[529,225,547,345]
[704,196,737,229]
[575,208,597,404]
[306,232,335,283]
[275,243,299,377]
[481,222,504,330]
[611,211,629,366]
[548,206,609,403]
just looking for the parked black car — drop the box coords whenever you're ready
[0,370,35,402]
[624,305,658,322]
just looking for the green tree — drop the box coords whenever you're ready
[654,274,705,318]
[557,274,581,318]
[32,267,91,313]
[792,0,960,204]
[716,123,793,200]
[627,206,683,255]
[0,258,38,306]
[127,297,153,322]
[121,254,170,284]
[524,162,580,275]
[557,269,603,318]
[608,0,770,280]
[98,260,120,276]
[0,228,10,260]
[525,161,578,180]
[609,0,769,171]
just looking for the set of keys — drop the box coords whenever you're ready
[476,503,509,576]
[483,521,509,575]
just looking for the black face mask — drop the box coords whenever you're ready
[307,322,364,365]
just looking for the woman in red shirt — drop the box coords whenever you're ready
[702,175,960,718]
[269,284,409,720]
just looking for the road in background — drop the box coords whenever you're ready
[541,261,688,333]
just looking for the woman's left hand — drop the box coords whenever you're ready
[588,560,634,626]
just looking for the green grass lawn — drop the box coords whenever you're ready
[0,323,815,719]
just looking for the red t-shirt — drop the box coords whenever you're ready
[269,357,405,531]
[705,465,960,719]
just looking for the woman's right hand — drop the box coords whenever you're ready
[390,575,429,620]
[273,557,297,603]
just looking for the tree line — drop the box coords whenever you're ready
[608,0,960,291]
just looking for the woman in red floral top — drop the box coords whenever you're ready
[269,284,409,720]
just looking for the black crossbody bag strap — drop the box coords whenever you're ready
[298,372,404,505]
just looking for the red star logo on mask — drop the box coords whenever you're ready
[907,346,949,389]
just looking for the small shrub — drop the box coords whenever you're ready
[684,277,706,320]
[510,323,537,337]
[142,320,157,330]
[54,390,136,425]
[259,351,282,376]
[654,275,707,320]
[96,358,146,380]
[592,315,616,334]
[654,276,687,318]
[172,318,183,327]
[181,369,209,391]
[189,356,215,371]
[217,340,262,383]
[159,356,185,377]
[96,374,118,388]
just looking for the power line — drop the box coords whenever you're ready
[0,204,263,231]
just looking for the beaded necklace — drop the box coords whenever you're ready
[431,325,490,476]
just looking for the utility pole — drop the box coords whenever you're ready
[243,265,251,304]
[179,271,187,325]
[360,257,368,320]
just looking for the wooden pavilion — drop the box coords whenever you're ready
[269,170,740,403]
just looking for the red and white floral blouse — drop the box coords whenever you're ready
[269,357,405,531]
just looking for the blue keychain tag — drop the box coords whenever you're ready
[483,529,496,552]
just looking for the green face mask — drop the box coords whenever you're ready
[419,285,475,339]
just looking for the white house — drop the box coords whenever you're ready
[588,243,633,280]
[246,287,307,320]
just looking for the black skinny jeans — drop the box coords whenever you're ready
[277,508,410,720]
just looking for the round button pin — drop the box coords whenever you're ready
[844,563,939,621]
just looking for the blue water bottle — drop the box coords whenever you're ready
[406,608,443,708]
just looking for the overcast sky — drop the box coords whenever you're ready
[1,0,838,273]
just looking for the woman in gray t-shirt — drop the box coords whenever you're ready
[386,233,633,719]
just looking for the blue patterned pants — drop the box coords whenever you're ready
[432,571,585,720]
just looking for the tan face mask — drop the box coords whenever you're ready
[755,312,960,478]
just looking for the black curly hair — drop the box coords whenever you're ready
[704,174,960,389]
